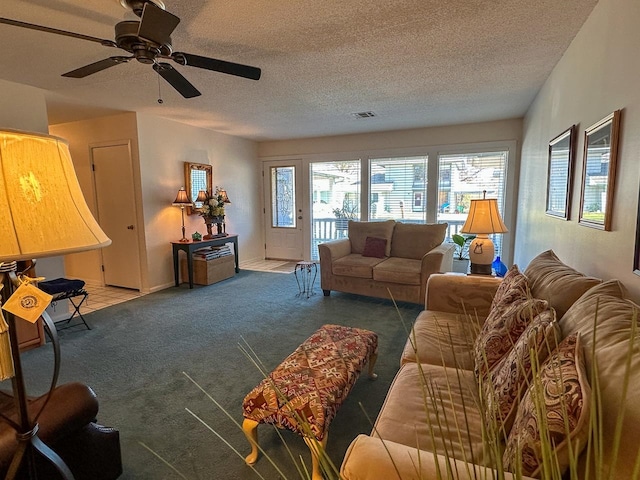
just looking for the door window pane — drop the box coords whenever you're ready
[369,156,428,222]
[310,160,361,260]
[437,151,508,255]
[271,166,296,228]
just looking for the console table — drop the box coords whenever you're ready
[172,235,239,289]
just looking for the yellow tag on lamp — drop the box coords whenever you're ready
[1,282,52,323]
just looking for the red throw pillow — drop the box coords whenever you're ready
[362,237,387,258]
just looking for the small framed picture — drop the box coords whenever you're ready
[578,110,621,231]
[545,125,576,219]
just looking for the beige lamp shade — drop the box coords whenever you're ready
[460,198,508,234]
[196,190,208,202]
[218,189,231,204]
[0,129,111,262]
[172,187,191,206]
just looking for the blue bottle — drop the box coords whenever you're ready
[492,256,508,277]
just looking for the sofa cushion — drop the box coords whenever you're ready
[483,308,559,435]
[362,236,387,258]
[503,333,590,478]
[372,362,489,466]
[558,279,626,350]
[332,254,386,279]
[490,264,530,312]
[524,250,601,319]
[348,220,395,256]
[372,257,421,285]
[390,222,448,259]
[401,309,479,369]
[556,279,640,478]
[474,296,548,379]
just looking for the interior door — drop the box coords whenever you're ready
[263,160,304,260]
[92,143,142,289]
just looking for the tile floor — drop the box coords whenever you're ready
[68,280,146,315]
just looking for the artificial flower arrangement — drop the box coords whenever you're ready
[199,186,226,221]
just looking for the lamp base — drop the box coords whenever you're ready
[470,262,493,275]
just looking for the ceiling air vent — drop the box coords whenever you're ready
[351,111,377,119]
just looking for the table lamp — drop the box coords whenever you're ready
[172,187,191,242]
[0,129,111,479]
[460,191,508,275]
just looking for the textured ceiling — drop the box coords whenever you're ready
[0,0,598,141]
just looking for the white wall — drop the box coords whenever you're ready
[258,119,523,158]
[516,0,640,301]
[50,113,145,287]
[136,114,263,290]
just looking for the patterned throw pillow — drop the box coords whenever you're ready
[362,236,387,258]
[474,297,548,379]
[503,333,590,477]
[490,264,530,311]
[483,308,559,435]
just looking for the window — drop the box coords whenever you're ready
[271,166,296,228]
[368,156,428,221]
[310,160,361,259]
[437,151,508,255]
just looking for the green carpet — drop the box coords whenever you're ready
[17,270,422,479]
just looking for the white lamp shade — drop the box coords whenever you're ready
[460,198,508,234]
[0,129,111,262]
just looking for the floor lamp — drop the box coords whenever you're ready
[0,129,111,479]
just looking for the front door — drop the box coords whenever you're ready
[263,160,304,260]
[92,142,142,290]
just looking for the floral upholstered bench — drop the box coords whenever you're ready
[242,324,378,480]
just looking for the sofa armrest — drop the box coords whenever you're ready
[420,242,455,277]
[425,273,501,316]
[318,238,352,262]
[340,435,534,480]
[318,239,352,292]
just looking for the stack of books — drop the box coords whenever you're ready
[193,245,232,261]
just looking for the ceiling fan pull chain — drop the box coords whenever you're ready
[157,69,163,104]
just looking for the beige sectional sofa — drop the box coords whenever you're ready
[340,250,640,479]
[318,220,455,304]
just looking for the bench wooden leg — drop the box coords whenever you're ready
[368,352,378,380]
[303,434,329,480]
[242,418,260,465]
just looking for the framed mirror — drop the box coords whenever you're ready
[578,110,621,231]
[546,125,576,219]
[184,162,212,215]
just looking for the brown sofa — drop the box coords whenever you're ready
[318,220,455,304]
[0,382,122,479]
[340,250,640,479]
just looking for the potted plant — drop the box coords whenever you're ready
[451,233,475,273]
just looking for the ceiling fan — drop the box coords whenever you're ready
[0,0,261,99]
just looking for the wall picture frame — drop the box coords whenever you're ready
[578,110,621,231]
[545,125,576,219]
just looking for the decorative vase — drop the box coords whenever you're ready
[203,217,216,239]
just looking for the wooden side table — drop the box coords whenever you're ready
[172,234,239,289]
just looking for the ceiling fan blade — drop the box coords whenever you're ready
[62,56,131,78]
[173,52,261,81]
[138,2,180,46]
[0,17,116,47]
[153,62,201,98]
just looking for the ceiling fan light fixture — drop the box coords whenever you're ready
[119,0,166,16]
